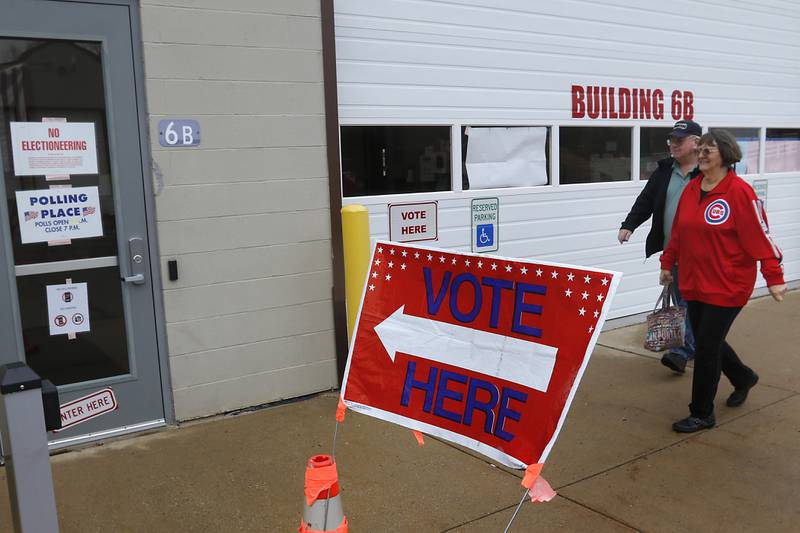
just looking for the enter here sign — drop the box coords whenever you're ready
[56,388,118,432]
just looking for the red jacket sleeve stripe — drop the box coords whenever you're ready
[751,199,783,262]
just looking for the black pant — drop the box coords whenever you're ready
[686,301,755,418]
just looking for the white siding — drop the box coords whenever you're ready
[336,0,800,124]
[336,0,800,318]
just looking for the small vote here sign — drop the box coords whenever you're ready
[341,241,621,469]
[388,201,437,242]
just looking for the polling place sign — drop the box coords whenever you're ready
[15,187,103,244]
[341,241,621,468]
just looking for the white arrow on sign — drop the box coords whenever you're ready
[374,306,558,393]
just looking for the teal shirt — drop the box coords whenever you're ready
[663,163,692,248]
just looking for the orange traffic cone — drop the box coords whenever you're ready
[299,455,348,533]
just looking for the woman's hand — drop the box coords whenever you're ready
[659,269,673,286]
[618,229,632,244]
[768,283,788,302]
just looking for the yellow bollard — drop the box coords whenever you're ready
[341,204,371,343]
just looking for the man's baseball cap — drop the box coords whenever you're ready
[669,120,702,138]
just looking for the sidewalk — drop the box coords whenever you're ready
[1,292,797,532]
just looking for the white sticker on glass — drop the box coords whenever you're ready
[46,282,90,337]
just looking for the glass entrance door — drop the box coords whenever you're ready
[0,1,164,443]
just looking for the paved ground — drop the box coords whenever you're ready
[0,291,797,532]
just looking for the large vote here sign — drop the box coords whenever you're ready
[341,241,621,469]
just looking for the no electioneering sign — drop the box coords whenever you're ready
[10,122,98,176]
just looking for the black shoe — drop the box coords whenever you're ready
[726,373,759,407]
[672,414,716,433]
[661,352,687,374]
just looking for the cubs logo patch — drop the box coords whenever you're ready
[705,199,730,225]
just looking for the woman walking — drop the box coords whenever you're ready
[659,129,787,433]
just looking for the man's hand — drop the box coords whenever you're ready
[618,229,632,244]
[768,283,788,302]
[659,269,673,286]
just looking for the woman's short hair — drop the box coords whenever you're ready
[698,130,742,167]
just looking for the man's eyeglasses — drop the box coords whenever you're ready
[666,137,689,147]
[694,147,719,157]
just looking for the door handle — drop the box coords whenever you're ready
[123,237,147,285]
[123,274,144,284]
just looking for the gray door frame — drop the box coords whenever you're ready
[89,0,176,430]
[111,0,176,428]
[0,0,174,446]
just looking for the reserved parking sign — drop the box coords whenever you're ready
[472,197,499,252]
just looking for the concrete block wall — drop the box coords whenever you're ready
[140,0,338,420]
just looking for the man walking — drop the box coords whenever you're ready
[619,120,701,374]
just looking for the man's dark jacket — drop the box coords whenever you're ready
[620,157,677,258]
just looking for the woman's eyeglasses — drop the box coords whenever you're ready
[694,147,719,157]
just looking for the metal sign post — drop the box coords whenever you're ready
[0,363,59,533]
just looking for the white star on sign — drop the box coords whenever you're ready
[597,294,604,301]
[536,269,543,276]
[439,256,446,263]
[369,284,375,291]
[427,254,433,261]
[389,248,395,255]
[491,263,498,270]
[589,325,594,333]
[385,274,392,281]
[565,289,572,297]
[582,291,589,300]
[505,265,512,272]
[374,259,381,266]
[521,267,528,275]
[388,261,394,268]
[377,246,383,254]
[452,258,458,265]
[371,271,378,279]
[465,259,471,267]
[402,250,408,257]
[401,263,407,270]
[579,307,586,316]
[551,271,559,279]
[414,252,420,259]
[601,277,609,286]
[584,275,591,284]
[477,261,483,268]
[567,272,575,281]
[593,310,599,318]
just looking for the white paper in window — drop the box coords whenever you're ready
[465,127,547,189]
[765,139,800,173]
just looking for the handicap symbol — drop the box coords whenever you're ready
[476,224,494,247]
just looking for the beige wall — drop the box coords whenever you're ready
[140,0,337,420]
